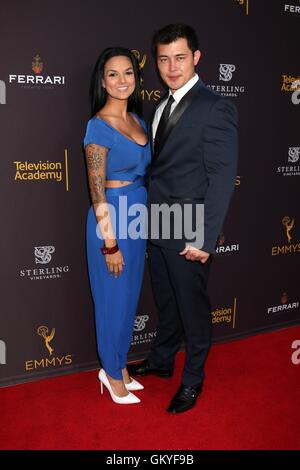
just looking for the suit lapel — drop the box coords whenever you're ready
[153,80,204,160]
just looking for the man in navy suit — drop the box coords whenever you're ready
[129,24,238,413]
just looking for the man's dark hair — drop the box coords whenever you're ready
[152,24,199,57]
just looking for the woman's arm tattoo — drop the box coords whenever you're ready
[85,144,108,204]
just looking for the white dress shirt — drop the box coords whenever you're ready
[152,73,199,139]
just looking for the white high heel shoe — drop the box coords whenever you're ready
[125,377,144,391]
[98,369,141,404]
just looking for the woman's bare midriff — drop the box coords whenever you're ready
[105,180,132,188]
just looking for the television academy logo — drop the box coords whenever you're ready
[19,246,70,280]
[9,54,65,88]
[0,340,6,365]
[14,160,64,183]
[211,298,237,328]
[277,147,300,177]
[267,292,299,315]
[281,74,300,93]
[215,232,240,255]
[207,64,245,98]
[272,216,300,255]
[131,315,157,346]
[25,326,73,371]
[131,49,161,102]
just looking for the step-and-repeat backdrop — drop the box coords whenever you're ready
[0,0,299,386]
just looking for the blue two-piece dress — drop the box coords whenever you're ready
[84,115,151,380]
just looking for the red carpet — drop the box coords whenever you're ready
[1,325,300,450]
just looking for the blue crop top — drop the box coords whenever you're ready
[83,114,151,181]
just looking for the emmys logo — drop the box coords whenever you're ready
[35,246,55,264]
[219,64,236,82]
[25,326,73,371]
[0,340,6,365]
[288,147,300,163]
[37,326,55,355]
[215,232,240,255]
[272,216,300,255]
[134,315,149,332]
[0,80,6,104]
[267,292,299,315]
[131,50,146,74]
[291,340,300,365]
[211,298,237,328]
[131,49,161,102]
[282,216,294,244]
[9,54,65,88]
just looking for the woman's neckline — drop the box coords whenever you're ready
[94,113,148,147]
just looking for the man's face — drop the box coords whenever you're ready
[156,38,201,92]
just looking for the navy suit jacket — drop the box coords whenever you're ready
[147,78,238,254]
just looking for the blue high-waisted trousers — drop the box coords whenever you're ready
[86,177,147,379]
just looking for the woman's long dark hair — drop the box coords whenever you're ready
[89,47,142,118]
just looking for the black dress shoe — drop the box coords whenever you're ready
[166,383,203,414]
[127,359,173,378]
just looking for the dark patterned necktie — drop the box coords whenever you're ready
[154,94,175,154]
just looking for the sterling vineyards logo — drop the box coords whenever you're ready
[134,315,149,332]
[207,64,245,98]
[277,147,300,177]
[131,315,156,346]
[219,64,236,82]
[19,245,70,281]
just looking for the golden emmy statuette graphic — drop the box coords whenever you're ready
[131,50,146,70]
[282,216,294,244]
[32,55,43,74]
[37,326,55,355]
[131,50,146,85]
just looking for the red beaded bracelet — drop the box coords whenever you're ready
[100,244,119,255]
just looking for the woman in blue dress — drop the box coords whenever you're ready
[84,48,151,404]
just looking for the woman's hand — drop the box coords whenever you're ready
[105,250,125,277]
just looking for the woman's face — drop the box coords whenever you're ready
[102,55,136,101]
